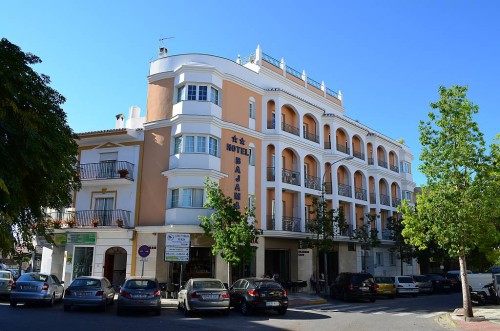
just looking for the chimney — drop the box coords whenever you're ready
[115,114,124,129]
[158,47,168,58]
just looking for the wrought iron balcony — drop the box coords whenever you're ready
[368,157,374,165]
[282,168,300,186]
[324,182,333,194]
[336,144,350,155]
[353,150,365,160]
[390,164,399,173]
[355,187,367,201]
[338,183,352,197]
[79,161,134,181]
[281,122,300,136]
[369,193,376,204]
[47,210,132,228]
[379,194,391,206]
[324,141,331,150]
[304,174,321,190]
[382,229,394,240]
[267,120,275,129]
[282,216,301,232]
[303,130,319,143]
[267,167,276,181]
[266,215,275,230]
[334,223,352,237]
[378,159,388,168]
[392,197,402,207]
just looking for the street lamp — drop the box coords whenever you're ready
[319,155,353,294]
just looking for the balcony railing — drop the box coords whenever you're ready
[336,144,350,155]
[380,194,391,206]
[267,120,275,129]
[304,174,321,190]
[48,210,132,228]
[354,187,367,201]
[353,150,365,160]
[266,215,275,230]
[324,182,332,194]
[267,167,275,181]
[382,229,394,240]
[368,157,374,165]
[338,183,352,197]
[282,122,300,136]
[390,164,399,173]
[324,141,331,150]
[285,65,302,79]
[369,193,376,204]
[378,159,388,168]
[392,197,402,207]
[304,130,319,143]
[282,216,301,232]
[79,161,134,181]
[262,52,281,68]
[334,223,352,237]
[282,168,300,186]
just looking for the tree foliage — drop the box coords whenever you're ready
[351,213,380,249]
[398,85,500,317]
[0,38,80,255]
[305,197,346,252]
[199,179,262,268]
[386,216,415,274]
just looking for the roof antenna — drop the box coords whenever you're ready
[158,36,174,58]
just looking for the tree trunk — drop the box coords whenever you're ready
[459,254,473,318]
[227,261,231,287]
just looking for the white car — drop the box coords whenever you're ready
[392,276,419,297]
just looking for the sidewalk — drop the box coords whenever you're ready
[437,305,500,331]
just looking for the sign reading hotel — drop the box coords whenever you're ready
[226,135,249,209]
[165,233,190,262]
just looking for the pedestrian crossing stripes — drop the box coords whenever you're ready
[290,304,447,319]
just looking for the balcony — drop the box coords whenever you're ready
[324,141,331,150]
[353,150,365,160]
[281,122,300,136]
[382,229,394,240]
[354,187,367,201]
[390,164,399,173]
[79,161,134,182]
[48,210,132,228]
[282,216,301,232]
[392,197,402,207]
[334,223,352,237]
[304,174,321,190]
[282,168,300,186]
[378,159,388,168]
[338,183,352,198]
[336,144,350,155]
[267,120,275,129]
[303,130,319,143]
[324,182,332,194]
[369,193,376,204]
[379,194,391,206]
[368,157,374,165]
[267,167,276,181]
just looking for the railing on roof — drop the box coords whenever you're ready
[240,53,256,65]
[262,52,281,68]
[307,77,321,90]
[326,87,339,98]
[286,65,302,79]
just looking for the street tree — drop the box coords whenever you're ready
[0,38,80,255]
[351,213,381,273]
[386,216,416,275]
[199,178,262,284]
[399,85,500,318]
[305,197,347,293]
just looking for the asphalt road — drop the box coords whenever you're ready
[0,292,462,331]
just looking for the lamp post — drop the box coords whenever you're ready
[320,155,353,294]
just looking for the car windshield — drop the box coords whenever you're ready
[0,272,11,279]
[255,281,282,289]
[428,275,445,280]
[71,278,101,287]
[413,276,428,282]
[351,274,372,285]
[18,273,48,282]
[125,280,157,289]
[193,280,224,289]
[374,277,392,283]
[397,277,413,283]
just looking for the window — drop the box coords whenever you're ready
[177,85,185,103]
[197,136,206,153]
[198,86,208,101]
[210,87,219,105]
[174,136,183,154]
[187,85,197,100]
[171,188,204,208]
[209,137,218,156]
[376,252,384,266]
[400,161,411,174]
[249,101,255,119]
[389,252,396,266]
[403,191,413,201]
[249,147,255,166]
[184,136,195,153]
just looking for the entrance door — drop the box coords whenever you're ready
[104,247,127,287]
[265,249,290,283]
[73,247,94,280]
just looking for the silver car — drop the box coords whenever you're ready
[409,275,434,294]
[10,272,64,306]
[117,277,161,316]
[0,270,14,297]
[178,278,230,317]
[63,276,115,312]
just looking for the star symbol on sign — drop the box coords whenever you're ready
[232,135,238,143]
[239,138,245,145]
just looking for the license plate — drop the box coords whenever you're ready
[76,292,91,297]
[22,286,36,290]
[266,301,279,307]
[132,294,147,299]
[202,295,218,300]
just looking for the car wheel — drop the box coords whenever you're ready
[240,300,252,316]
[48,294,55,307]
[64,305,71,312]
[277,307,287,315]
[100,302,107,312]
[343,292,350,302]
[9,301,17,307]
[117,307,123,316]
[155,308,161,316]
[412,293,418,298]
[369,298,376,302]
[183,301,191,317]
[222,308,230,316]
[177,302,182,310]
[390,295,395,299]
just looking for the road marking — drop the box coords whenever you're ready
[418,311,447,318]
[393,312,414,316]
[357,306,389,313]
[291,305,447,319]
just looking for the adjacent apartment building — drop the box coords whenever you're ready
[42,45,418,289]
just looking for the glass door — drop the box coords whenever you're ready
[94,197,114,226]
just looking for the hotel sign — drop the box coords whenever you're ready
[226,135,249,209]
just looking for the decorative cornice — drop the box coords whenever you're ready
[161,168,228,180]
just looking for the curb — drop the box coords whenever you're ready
[435,313,458,329]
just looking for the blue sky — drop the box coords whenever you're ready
[2,1,499,186]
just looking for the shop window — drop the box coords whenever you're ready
[73,247,94,280]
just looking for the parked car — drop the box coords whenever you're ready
[117,277,161,316]
[408,275,433,294]
[63,276,115,312]
[0,270,14,298]
[373,276,396,299]
[7,269,21,280]
[392,276,419,297]
[426,274,452,293]
[178,278,230,316]
[445,270,470,292]
[10,272,64,306]
[330,273,376,302]
[229,277,288,315]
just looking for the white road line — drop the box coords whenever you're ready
[418,311,447,318]
[393,312,414,316]
[357,306,389,313]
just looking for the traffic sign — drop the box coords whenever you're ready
[138,245,151,258]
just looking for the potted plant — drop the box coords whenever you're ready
[66,219,76,228]
[91,218,99,227]
[117,169,129,178]
[115,218,124,228]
